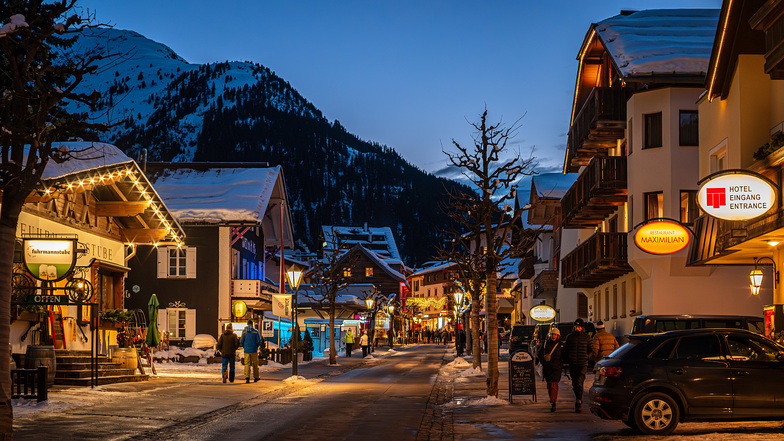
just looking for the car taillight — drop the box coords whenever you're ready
[599,366,622,378]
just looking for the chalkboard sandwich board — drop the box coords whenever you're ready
[508,350,536,403]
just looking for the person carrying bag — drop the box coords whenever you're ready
[538,327,564,413]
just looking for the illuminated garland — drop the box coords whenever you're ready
[36,163,184,247]
[406,297,449,310]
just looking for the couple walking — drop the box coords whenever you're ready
[538,319,618,413]
[217,320,265,383]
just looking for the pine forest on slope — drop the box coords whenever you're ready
[67,28,468,265]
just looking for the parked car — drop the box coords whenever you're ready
[631,315,764,335]
[508,325,537,355]
[589,328,784,435]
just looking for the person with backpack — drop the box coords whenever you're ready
[240,320,263,383]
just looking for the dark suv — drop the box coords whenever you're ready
[589,328,784,435]
[508,325,537,355]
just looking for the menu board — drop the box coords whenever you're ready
[508,350,536,403]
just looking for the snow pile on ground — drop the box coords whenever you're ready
[282,375,308,383]
[13,387,142,418]
[445,357,470,369]
[153,346,215,361]
[442,395,510,408]
[459,367,485,377]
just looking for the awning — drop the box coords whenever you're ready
[498,297,514,314]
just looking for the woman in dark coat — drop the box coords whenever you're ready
[537,327,563,412]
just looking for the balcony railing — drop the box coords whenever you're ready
[561,232,632,288]
[688,209,784,264]
[566,87,627,172]
[533,270,558,298]
[561,156,627,228]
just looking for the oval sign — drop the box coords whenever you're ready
[232,301,248,318]
[530,305,556,322]
[698,172,776,221]
[634,221,691,255]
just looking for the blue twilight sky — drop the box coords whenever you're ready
[76,0,721,177]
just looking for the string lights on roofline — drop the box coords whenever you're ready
[35,163,185,247]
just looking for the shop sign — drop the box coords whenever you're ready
[530,305,556,322]
[634,220,691,255]
[23,238,77,282]
[26,294,68,304]
[698,171,777,221]
[232,300,248,318]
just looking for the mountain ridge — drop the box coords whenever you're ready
[66,27,467,265]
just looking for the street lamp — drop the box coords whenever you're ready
[453,289,465,354]
[286,268,303,376]
[750,257,779,296]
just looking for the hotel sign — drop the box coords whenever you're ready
[530,305,556,322]
[698,171,777,221]
[634,220,691,255]
[23,238,77,282]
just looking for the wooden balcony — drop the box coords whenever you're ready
[565,87,627,173]
[533,270,558,298]
[561,232,632,288]
[751,0,784,79]
[561,156,627,228]
[689,209,784,265]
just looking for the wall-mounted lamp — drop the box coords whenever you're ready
[750,257,779,295]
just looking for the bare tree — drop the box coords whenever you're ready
[0,2,122,435]
[302,227,357,365]
[441,109,536,397]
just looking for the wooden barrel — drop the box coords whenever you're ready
[25,345,56,386]
[113,347,138,371]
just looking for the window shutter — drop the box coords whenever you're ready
[185,309,196,340]
[157,248,169,278]
[186,247,197,279]
[158,309,168,337]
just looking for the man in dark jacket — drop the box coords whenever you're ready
[563,318,591,412]
[240,320,263,383]
[217,324,240,383]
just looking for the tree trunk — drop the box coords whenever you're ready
[486,271,499,397]
[328,304,337,365]
[0,191,26,438]
[470,296,482,370]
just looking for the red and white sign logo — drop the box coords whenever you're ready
[698,173,776,221]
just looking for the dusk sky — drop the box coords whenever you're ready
[76,0,721,178]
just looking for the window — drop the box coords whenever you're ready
[680,191,699,224]
[523,286,528,299]
[645,192,663,220]
[578,293,588,318]
[157,247,196,279]
[231,249,240,279]
[595,292,601,322]
[649,338,678,359]
[604,287,610,320]
[164,308,196,340]
[365,267,374,277]
[612,284,618,319]
[644,112,663,149]
[343,268,352,278]
[414,280,420,291]
[627,118,633,155]
[727,336,783,362]
[710,142,727,173]
[628,196,633,231]
[679,110,699,146]
[621,281,627,318]
[674,335,722,360]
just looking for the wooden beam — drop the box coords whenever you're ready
[121,229,169,243]
[96,201,148,217]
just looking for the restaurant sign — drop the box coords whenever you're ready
[530,305,556,322]
[23,238,77,282]
[698,171,777,221]
[634,220,691,255]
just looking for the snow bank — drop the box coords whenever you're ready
[442,395,510,408]
[459,367,485,377]
[283,375,308,383]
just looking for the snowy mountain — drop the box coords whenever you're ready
[66,28,468,265]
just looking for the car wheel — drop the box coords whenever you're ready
[633,392,679,435]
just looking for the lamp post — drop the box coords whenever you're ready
[286,268,303,376]
[453,289,465,354]
[365,296,375,353]
[750,257,779,295]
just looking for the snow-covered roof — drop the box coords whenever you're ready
[531,173,576,199]
[296,283,375,308]
[42,142,135,180]
[149,166,281,223]
[595,9,719,78]
[322,225,401,261]
[411,261,458,278]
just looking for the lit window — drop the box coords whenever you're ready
[343,268,352,278]
[169,248,187,277]
[365,267,374,277]
[680,190,699,224]
[644,192,663,220]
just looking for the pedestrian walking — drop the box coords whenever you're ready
[217,323,240,383]
[359,331,369,357]
[537,327,563,412]
[589,321,619,361]
[563,318,592,412]
[240,320,263,383]
[344,329,355,357]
